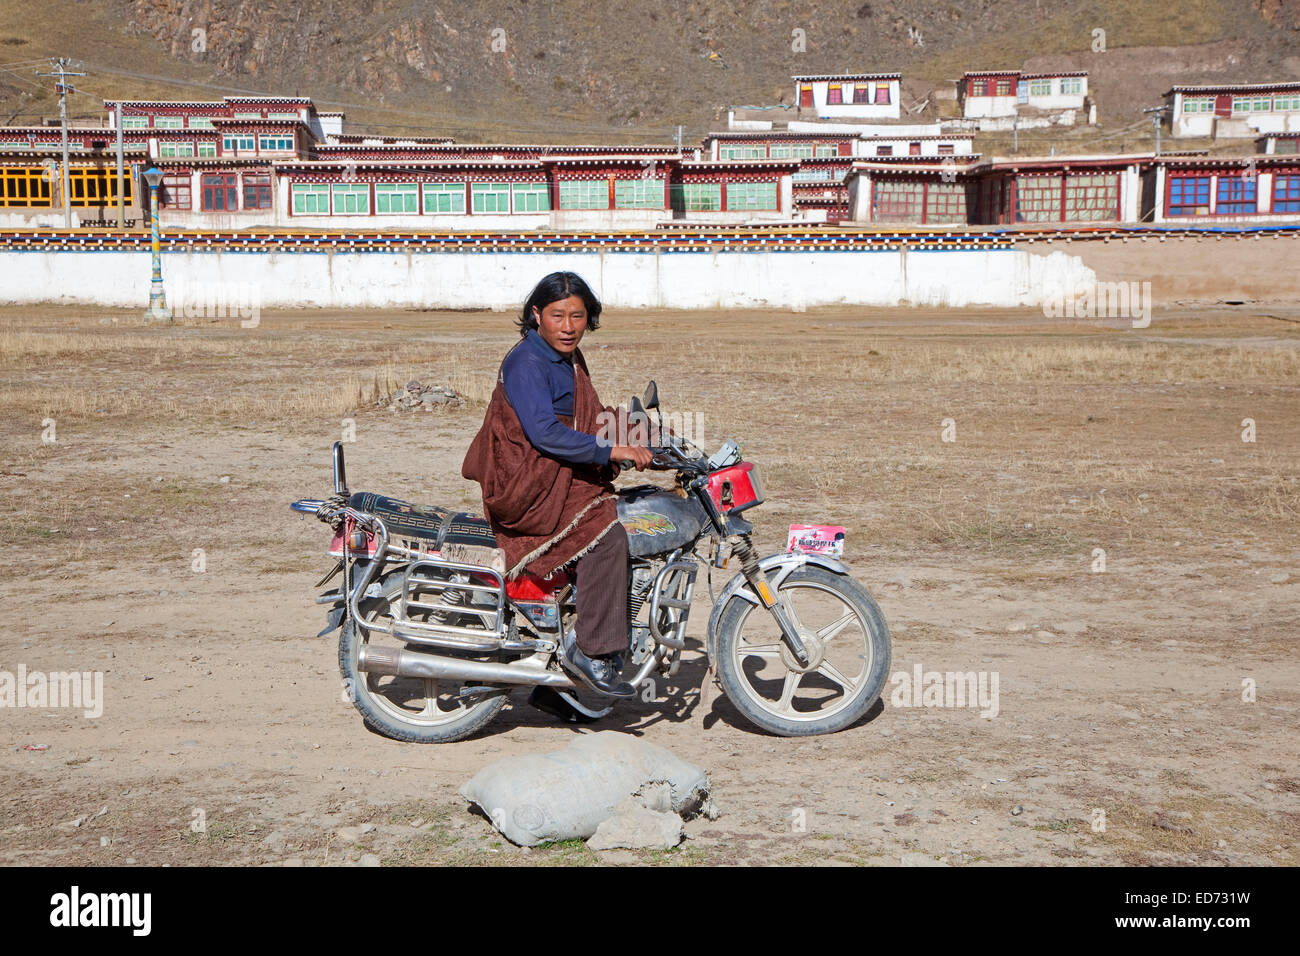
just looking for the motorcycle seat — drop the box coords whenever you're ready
[347,491,497,551]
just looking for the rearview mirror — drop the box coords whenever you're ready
[643,381,659,410]
[332,440,349,495]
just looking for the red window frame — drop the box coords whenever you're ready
[874,84,890,104]
[242,172,272,209]
[1166,175,1211,217]
[852,84,870,104]
[160,172,191,210]
[1273,173,1300,213]
[826,84,842,105]
[1215,175,1257,215]
[201,172,238,211]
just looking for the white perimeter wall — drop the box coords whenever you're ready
[0,246,1098,310]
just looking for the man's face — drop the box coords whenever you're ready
[534,295,588,356]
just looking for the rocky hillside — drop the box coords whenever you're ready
[1,0,1298,145]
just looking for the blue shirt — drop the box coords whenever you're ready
[501,330,611,466]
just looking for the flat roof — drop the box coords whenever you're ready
[791,72,901,82]
[103,100,225,109]
[1168,81,1300,94]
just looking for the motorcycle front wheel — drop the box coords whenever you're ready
[338,572,506,744]
[713,565,891,737]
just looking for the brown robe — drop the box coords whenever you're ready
[461,343,620,580]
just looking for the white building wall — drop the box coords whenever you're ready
[1024,78,1088,111]
[854,137,974,157]
[788,122,942,137]
[0,244,1103,310]
[804,80,901,120]
[1121,164,1142,222]
[963,95,1017,119]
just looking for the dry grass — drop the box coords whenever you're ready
[1,305,1296,568]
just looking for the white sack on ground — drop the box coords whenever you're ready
[459,731,713,847]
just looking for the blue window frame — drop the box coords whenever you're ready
[1167,176,1210,216]
[1272,174,1300,213]
[1216,176,1257,215]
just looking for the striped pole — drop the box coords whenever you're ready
[143,167,171,322]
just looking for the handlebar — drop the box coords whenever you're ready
[617,442,710,475]
[290,497,380,531]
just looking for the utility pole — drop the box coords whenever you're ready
[1012,112,1019,154]
[675,125,683,151]
[36,58,85,230]
[1142,105,1170,157]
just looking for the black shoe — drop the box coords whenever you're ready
[561,638,636,698]
[528,685,600,723]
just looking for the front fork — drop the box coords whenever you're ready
[729,534,811,666]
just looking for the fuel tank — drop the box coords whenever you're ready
[617,484,708,557]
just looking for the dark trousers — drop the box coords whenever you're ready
[573,524,630,656]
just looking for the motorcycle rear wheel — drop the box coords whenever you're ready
[713,565,891,737]
[338,572,507,743]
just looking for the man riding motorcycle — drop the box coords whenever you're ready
[461,271,653,711]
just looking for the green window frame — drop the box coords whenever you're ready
[291,183,329,214]
[421,183,465,213]
[511,182,550,212]
[1060,78,1082,95]
[153,116,183,129]
[223,134,255,152]
[331,182,370,214]
[613,178,662,209]
[471,182,510,213]
[726,181,777,211]
[791,144,814,159]
[670,182,722,212]
[557,179,608,209]
[375,182,418,214]
[720,145,765,160]
[814,145,835,157]
[1183,97,1213,114]
[258,135,295,152]
[1029,79,1052,96]
[121,116,148,129]
[188,117,215,129]
[1274,94,1300,111]
[158,141,195,158]
[196,142,216,157]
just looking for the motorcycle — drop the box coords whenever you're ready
[289,382,891,741]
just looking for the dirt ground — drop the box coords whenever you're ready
[1,302,1297,867]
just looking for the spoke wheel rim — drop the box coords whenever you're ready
[730,581,874,723]
[356,598,484,729]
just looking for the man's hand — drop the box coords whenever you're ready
[611,445,655,471]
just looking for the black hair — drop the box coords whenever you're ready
[517,271,602,336]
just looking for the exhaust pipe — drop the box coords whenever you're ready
[358,644,578,689]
